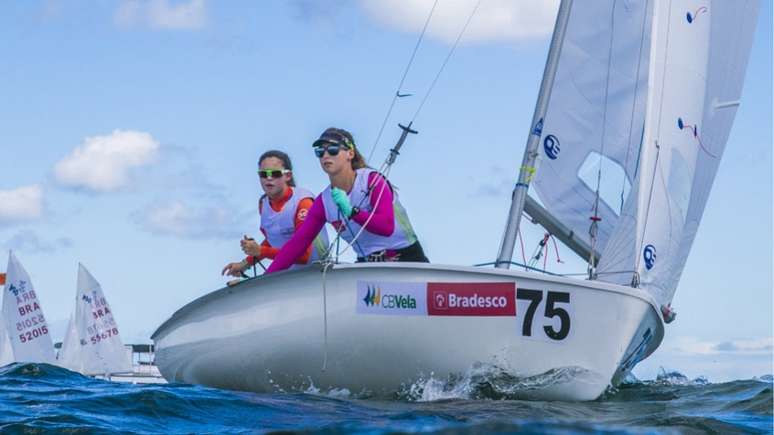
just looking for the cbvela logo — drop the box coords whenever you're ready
[362,286,381,306]
[427,282,516,316]
[362,285,417,309]
[356,281,426,316]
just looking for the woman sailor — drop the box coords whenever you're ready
[222,150,329,277]
[266,128,428,273]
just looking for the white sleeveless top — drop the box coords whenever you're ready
[320,168,417,257]
[260,187,329,265]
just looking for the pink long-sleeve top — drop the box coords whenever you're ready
[266,172,394,273]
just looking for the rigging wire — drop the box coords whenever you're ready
[323,0,483,261]
[316,2,482,369]
[367,0,439,163]
[320,262,332,371]
[635,0,675,283]
[619,0,650,214]
[588,1,617,278]
[410,0,482,123]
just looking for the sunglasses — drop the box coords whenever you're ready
[258,168,290,179]
[313,142,353,158]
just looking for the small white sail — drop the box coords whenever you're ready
[0,252,55,364]
[58,264,132,375]
[531,0,653,253]
[0,325,14,366]
[599,0,760,306]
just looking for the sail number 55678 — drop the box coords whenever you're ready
[517,289,572,341]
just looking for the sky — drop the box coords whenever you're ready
[0,0,771,382]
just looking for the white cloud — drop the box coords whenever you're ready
[635,335,774,382]
[360,0,558,45]
[116,0,207,30]
[2,230,73,254]
[656,336,773,356]
[0,185,43,224]
[54,130,160,193]
[133,200,248,239]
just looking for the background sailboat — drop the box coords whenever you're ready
[58,264,132,376]
[0,251,55,365]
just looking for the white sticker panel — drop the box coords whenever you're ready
[356,281,427,316]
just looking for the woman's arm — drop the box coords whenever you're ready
[350,172,395,236]
[266,196,326,273]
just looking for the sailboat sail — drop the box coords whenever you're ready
[0,252,55,364]
[58,264,132,375]
[599,0,760,306]
[0,326,14,367]
[531,0,653,254]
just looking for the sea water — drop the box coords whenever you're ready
[0,363,770,434]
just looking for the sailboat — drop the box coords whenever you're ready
[151,0,760,400]
[0,251,55,366]
[57,264,133,376]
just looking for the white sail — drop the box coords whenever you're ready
[531,0,653,253]
[599,0,760,306]
[0,252,55,364]
[0,325,13,366]
[58,264,132,375]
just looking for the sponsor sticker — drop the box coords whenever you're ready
[427,282,516,316]
[356,281,426,316]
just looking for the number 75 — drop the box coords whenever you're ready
[517,289,571,340]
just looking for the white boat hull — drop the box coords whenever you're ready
[152,263,663,401]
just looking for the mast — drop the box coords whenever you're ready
[495,0,574,268]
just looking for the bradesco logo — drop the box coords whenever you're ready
[356,281,426,316]
[427,282,516,316]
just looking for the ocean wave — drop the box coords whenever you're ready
[0,363,771,434]
[397,363,601,402]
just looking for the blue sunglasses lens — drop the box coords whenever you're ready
[314,144,340,158]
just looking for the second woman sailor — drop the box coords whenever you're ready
[266,128,428,273]
[222,150,329,277]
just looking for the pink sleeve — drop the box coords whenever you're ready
[350,172,395,237]
[266,196,327,274]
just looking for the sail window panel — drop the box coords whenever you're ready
[577,151,632,217]
[531,0,652,257]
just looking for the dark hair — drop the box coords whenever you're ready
[320,128,366,170]
[258,150,296,186]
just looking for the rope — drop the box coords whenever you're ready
[367,0,439,162]
[589,1,617,278]
[410,0,481,123]
[323,164,394,260]
[620,0,649,213]
[314,0,479,370]
[560,269,635,277]
[528,233,550,269]
[550,235,564,264]
[320,261,332,371]
[518,230,527,271]
[474,260,562,276]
